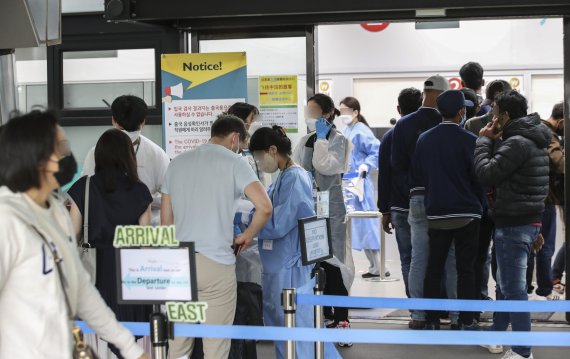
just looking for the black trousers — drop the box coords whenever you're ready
[321,261,349,323]
[424,219,480,325]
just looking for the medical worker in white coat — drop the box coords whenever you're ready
[293,94,355,345]
[339,96,381,278]
[249,126,341,359]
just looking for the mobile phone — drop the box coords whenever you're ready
[493,112,510,133]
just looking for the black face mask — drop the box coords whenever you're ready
[556,123,564,137]
[54,153,78,187]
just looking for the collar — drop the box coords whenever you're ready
[441,121,459,125]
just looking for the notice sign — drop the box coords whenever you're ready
[259,75,298,132]
[298,217,333,265]
[162,53,247,158]
[116,246,198,304]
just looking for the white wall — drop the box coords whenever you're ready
[317,19,564,127]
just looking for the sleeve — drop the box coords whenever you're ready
[134,183,153,217]
[474,136,529,187]
[0,211,21,293]
[312,134,348,176]
[66,176,87,216]
[259,171,314,240]
[391,121,409,172]
[464,119,477,136]
[377,132,392,214]
[410,137,425,192]
[548,137,565,175]
[151,149,171,208]
[81,148,96,177]
[160,162,173,195]
[234,156,261,195]
[74,254,144,359]
[292,136,309,169]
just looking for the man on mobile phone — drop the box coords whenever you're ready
[474,90,551,359]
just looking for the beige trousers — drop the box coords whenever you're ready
[168,254,237,359]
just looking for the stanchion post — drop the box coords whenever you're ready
[312,265,326,359]
[282,288,297,359]
[150,304,168,359]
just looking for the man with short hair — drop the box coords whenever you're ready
[413,90,482,330]
[459,62,487,115]
[379,87,422,298]
[162,115,272,358]
[391,76,451,328]
[82,95,170,225]
[528,102,565,300]
[465,80,512,133]
[475,90,550,359]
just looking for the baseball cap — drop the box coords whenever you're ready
[437,90,475,117]
[424,75,450,92]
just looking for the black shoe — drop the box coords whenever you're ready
[463,322,482,331]
[362,272,380,278]
[408,320,426,330]
[450,323,463,330]
[425,322,440,330]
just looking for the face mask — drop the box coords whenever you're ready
[339,115,353,125]
[121,129,141,143]
[248,122,263,136]
[258,153,279,173]
[305,118,318,132]
[54,153,78,187]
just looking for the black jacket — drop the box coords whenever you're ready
[474,113,551,227]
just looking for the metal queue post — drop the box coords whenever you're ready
[281,288,297,359]
[345,211,399,282]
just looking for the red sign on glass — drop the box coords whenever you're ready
[360,23,390,32]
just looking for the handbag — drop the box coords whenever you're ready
[79,177,97,285]
[32,226,100,359]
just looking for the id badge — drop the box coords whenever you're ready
[263,240,273,251]
[316,191,330,218]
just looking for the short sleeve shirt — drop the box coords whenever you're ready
[161,144,259,265]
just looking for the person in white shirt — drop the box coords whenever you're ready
[161,114,272,359]
[0,110,149,359]
[82,95,169,225]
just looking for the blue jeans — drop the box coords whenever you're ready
[492,225,539,357]
[392,211,412,297]
[407,195,430,321]
[535,204,557,296]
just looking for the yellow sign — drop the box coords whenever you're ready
[166,302,208,323]
[259,75,298,106]
[161,52,247,91]
[113,225,179,248]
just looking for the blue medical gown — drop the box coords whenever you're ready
[258,165,341,359]
[343,122,381,250]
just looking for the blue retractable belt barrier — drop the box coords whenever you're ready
[297,294,570,312]
[77,322,570,347]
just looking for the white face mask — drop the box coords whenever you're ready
[122,129,141,143]
[248,121,263,136]
[339,115,353,125]
[305,118,318,132]
[258,153,279,173]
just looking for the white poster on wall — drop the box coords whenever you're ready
[163,99,241,158]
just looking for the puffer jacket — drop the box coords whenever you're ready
[474,113,551,227]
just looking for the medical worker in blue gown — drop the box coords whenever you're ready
[339,97,382,278]
[249,126,342,359]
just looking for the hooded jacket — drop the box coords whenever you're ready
[0,187,143,359]
[474,113,551,227]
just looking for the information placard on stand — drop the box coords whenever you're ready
[298,216,333,266]
[115,243,198,305]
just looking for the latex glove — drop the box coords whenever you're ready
[358,164,369,178]
[316,119,333,140]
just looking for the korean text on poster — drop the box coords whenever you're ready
[259,75,298,132]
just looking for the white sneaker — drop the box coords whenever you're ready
[546,292,561,300]
[480,344,504,354]
[500,349,533,359]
